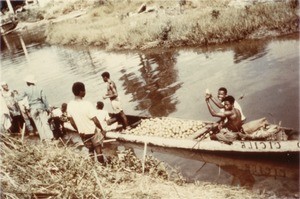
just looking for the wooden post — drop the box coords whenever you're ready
[21,123,26,143]
[19,35,30,61]
[5,0,15,14]
[142,142,148,174]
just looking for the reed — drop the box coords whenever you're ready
[1,134,274,198]
[0,134,180,198]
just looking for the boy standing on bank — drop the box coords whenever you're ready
[68,82,106,164]
[101,72,129,130]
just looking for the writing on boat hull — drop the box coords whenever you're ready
[246,164,286,177]
[240,141,300,150]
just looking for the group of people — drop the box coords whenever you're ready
[66,72,130,164]
[1,75,65,140]
[205,87,246,144]
[1,72,129,164]
[1,70,247,163]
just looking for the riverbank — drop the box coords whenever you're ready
[15,0,299,51]
[1,135,279,198]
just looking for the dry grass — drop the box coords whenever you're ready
[0,134,175,198]
[0,134,275,198]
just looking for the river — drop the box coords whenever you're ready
[0,31,299,197]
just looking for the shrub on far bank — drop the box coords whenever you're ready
[40,0,299,50]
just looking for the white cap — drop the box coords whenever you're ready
[24,75,37,84]
[0,81,7,86]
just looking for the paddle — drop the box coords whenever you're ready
[188,124,213,140]
[191,126,213,149]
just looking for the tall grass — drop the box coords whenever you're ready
[44,0,299,50]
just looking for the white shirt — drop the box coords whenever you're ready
[0,94,11,130]
[67,99,97,134]
[52,108,62,117]
[1,94,10,115]
[1,89,21,116]
[96,109,110,131]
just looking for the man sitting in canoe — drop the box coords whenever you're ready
[205,95,242,144]
[208,87,246,123]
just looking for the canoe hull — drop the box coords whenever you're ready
[64,114,299,159]
[107,132,299,154]
[105,114,300,159]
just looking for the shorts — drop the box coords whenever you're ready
[215,128,238,143]
[111,99,123,114]
[80,129,104,150]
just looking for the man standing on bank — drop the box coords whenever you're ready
[101,72,129,130]
[68,82,106,164]
[1,81,24,134]
[18,75,53,140]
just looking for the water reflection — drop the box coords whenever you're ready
[232,39,268,64]
[221,165,255,188]
[119,51,182,116]
[1,26,46,53]
[49,46,183,117]
[117,142,299,197]
[0,31,299,131]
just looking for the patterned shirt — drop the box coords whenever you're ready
[1,89,21,116]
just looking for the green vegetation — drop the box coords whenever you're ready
[41,0,298,50]
[21,0,299,50]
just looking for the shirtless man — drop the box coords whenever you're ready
[101,72,129,129]
[205,95,242,144]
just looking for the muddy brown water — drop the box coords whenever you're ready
[1,31,299,197]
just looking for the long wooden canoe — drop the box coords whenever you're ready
[106,115,300,158]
